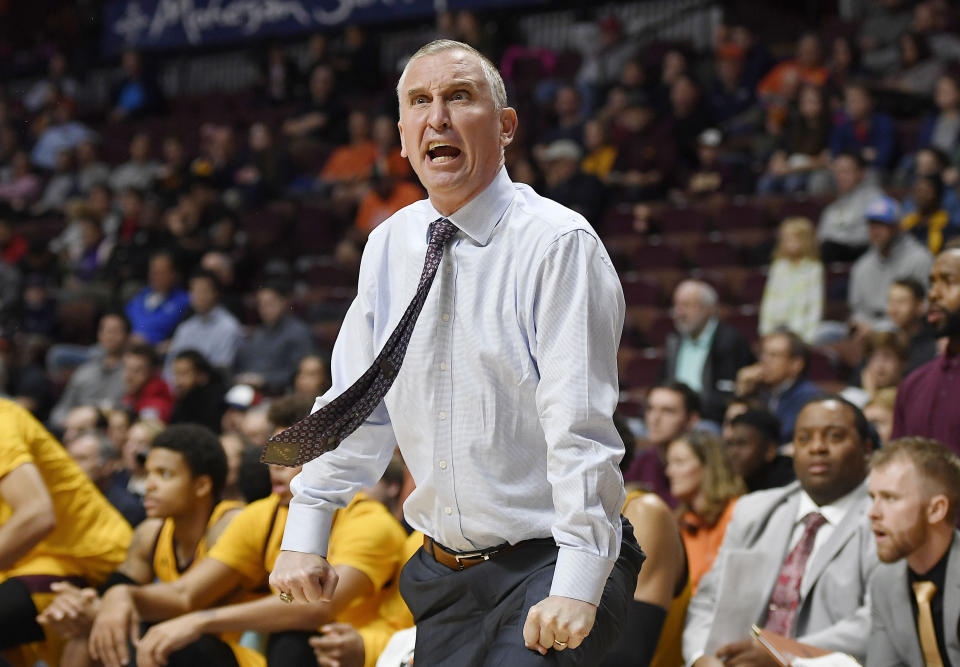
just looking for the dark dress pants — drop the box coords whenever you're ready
[399,517,645,666]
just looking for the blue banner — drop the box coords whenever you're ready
[103,0,539,55]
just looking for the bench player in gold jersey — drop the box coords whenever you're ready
[88,395,408,667]
[38,422,251,666]
[0,399,133,667]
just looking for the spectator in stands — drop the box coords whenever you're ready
[122,343,173,423]
[849,195,933,332]
[683,396,878,665]
[74,140,110,195]
[580,117,617,181]
[0,150,41,214]
[282,64,345,144]
[864,386,897,446]
[122,417,164,497]
[33,148,77,215]
[760,217,824,343]
[666,431,745,593]
[540,85,587,148]
[319,109,377,187]
[44,423,245,667]
[109,50,164,122]
[708,43,756,131]
[164,270,241,383]
[234,122,289,205]
[239,402,272,447]
[94,394,406,667]
[49,311,129,428]
[659,280,755,423]
[624,382,702,506]
[66,213,112,287]
[155,135,190,201]
[892,246,960,455]
[866,437,960,667]
[0,399,132,667]
[256,42,300,106]
[902,174,957,254]
[887,277,938,371]
[110,132,160,194]
[24,52,79,113]
[679,128,737,202]
[293,353,329,400]
[901,147,960,225]
[727,409,795,492]
[858,0,913,70]
[576,15,638,90]
[125,250,190,347]
[218,430,248,503]
[0,217,26,266]
[916,73,960,156]
[66,429,145,526]
[668,75,713,172]
[884,32,943,96]
[169,350,226,434]
[736,330,821,443]
[757,33,829,127]
[354,165,425,236]
[234,281,314,395]
[538,139,605,223]
[720,396,760,443]
[843,331,908,408]
[830,82,896,172]
[758,84,833,196]
[817,152,885,263]
[29,98,96,171]
[607,92,675,202]
[61,404,106,445]
[826,35,862,101]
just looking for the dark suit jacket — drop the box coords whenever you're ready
[868,530,960,667]
[659,321,755,422]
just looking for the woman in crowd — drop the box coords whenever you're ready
[665,431,745,593]
[759,216,824,343]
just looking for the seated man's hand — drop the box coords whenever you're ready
[135,613,203,667]
[37,581,99,638]
[269,550,338,604]
[716,638,780,667]
[522,595,597,656]
[309,623,365,667]
[89,585,140,667]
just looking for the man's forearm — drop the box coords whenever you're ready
[195,596,332,634]
[129,582,194,622]
[0,507,54,570]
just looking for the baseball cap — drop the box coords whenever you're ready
[225,384,261,411]
[865,195,901,225]
[541,139,582,162]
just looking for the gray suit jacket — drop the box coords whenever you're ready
[867,530,960,667]
[683,481,879,665]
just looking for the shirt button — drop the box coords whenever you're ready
[442,313,450,322]
[445,506,452,515]
[445,266,452,274]
[440,361,447,371]
[439,460,447,470]
[439,411,447,420]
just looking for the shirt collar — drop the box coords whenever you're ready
[683,317,718,347]
[796,482,864,527]
[426,166,515,246]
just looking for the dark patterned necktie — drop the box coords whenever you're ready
[764,511,827,635]
[262,218,457,467]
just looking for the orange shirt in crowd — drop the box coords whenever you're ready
[680,497,738,594]
[321,141,378,183]
[355,180,425,234]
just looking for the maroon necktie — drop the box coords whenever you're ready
[262,218,457,467]
[764,511,827,636]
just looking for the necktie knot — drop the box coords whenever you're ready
[913,580,938,604]
[802,511,827,533]
[429,218,457,249]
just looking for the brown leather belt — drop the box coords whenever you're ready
[423,535,543,571]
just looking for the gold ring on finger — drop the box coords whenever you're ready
[279,591,294,603]
[553,640,567,649]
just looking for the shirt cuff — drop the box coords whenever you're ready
[279,502,335,557]
[549,547,616,606]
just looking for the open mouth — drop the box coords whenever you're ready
[427,142,462,163]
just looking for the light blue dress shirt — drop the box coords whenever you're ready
[282,167,627,605]
[674,317,718,393]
